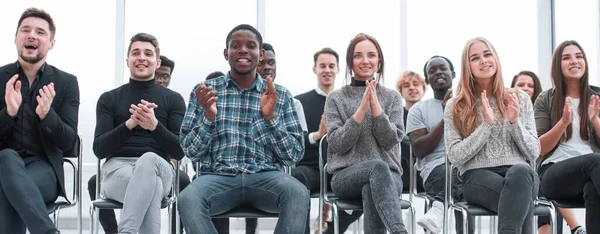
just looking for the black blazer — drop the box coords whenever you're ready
[0,62,80,197]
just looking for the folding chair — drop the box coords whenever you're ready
[318,134,416,234]
[408,146,434,213]
[442,155,556,234]
[47,135,83,234]
[89,158,180,234]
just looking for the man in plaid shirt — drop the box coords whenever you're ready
[178,24,309,234]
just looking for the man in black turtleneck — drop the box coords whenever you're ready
[92,33,186,234]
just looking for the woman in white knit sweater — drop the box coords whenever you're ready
[324,33,407,234]
[443,37,540,234]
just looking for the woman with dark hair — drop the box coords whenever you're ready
[324,33,407,234]
[535,40,600,234]
[512,70,586,234]
[511,71,543,103]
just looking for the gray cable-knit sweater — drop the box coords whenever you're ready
[324,85,404,174]
[443,90,540,175]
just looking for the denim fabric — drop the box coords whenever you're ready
[178,170,310,234]
[331,160,407,234]
[461,164,538,234]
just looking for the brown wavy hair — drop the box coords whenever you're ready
[452,37,507,137]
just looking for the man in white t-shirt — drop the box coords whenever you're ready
[406,56,473,234]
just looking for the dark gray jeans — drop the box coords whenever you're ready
[331,160,407,234]
[461,164,538,234]
[539,153,600,234]
[424,163,474,234]
[0,149,58,234]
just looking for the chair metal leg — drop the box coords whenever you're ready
[332,204,339,234]
[477,216,482,234]
[409,203,416,234]
[89,205,96,234]
[548,205,557,234]
[168,204,173,234]
[175,201,180,234]
[461,208,468,234]
[490,216,497,234]
[318,198,324,234]
[53,207,61,227]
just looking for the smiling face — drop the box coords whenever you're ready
[400,78,425,103]
[257,50,276,79]
[15,17,55,65]
[313,53,339,87]
[513,75,535,98]
[425,57,453,92]
[224,29,262,76]
[468,40,497,80]
[560,44,586,81]
[126,41,160,81]
[352,40,379,81]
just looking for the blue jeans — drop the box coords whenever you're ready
[178,170,310,234]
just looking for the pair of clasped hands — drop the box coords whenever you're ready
[126,99,159,131]
[352,80,383,124]
[195,77,278,121]
[5,74,54,120]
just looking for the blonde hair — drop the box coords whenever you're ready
[396,71,427,95]
[452,37,507,137]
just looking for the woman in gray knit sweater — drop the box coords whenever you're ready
[444,37,540,234]
[324,33,407,234]
[535,40,600,234]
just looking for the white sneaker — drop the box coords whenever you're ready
[417,201,444,234]
[573,226,587,234]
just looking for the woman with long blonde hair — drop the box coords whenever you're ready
[444,37,540,233]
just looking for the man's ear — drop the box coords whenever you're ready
[452,71,456,79]
[312,66,317,74]
[156,58,162,69]
[259,48,265,61]
[223,48,228,61]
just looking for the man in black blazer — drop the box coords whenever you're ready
[0,8,79,234]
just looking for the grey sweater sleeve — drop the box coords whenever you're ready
[444,99,493,165]
[324,93,362,155]
[371,93,404,151]
[508,91,540,162]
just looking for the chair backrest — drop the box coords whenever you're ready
[62,135,82,203]
[318,134,333,201]
[64,135,82,159]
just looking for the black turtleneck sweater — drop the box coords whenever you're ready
[93,78,186,161]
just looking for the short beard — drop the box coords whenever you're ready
[19,52,42,64]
